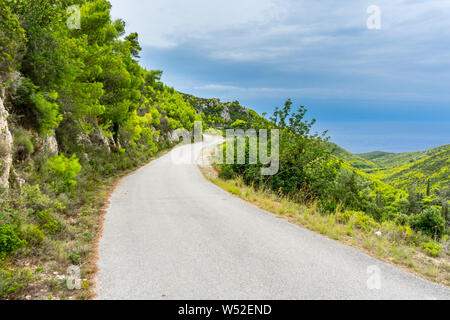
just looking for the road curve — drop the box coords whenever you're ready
[96,135,449,300]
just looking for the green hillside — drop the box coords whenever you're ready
[182,94,263,128]
[332,143,449,204]
[328,143,378,169]
[359,144,450,169]
[378,148,450,195]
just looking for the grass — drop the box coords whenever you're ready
[199,146,450,287]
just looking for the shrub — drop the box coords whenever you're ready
[422,241,442,257]
[353,211,380,231]
[69,253,81,265]
[20,185,52,211]
[218,165,235,180]
[13,128,34,159]
[31,91,63,135]
[0,225,26,260]
[337,210,380,232]
[47,154,82,192]
[410,206,445,239]
[395,213,409,226]
[18,224,44,246]
[336,210,352,224]
[35,210,59,235]
[0,265,33,298]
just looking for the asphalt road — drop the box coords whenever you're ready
[96,135,450,300]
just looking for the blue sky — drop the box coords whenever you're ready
[109,0,450,153]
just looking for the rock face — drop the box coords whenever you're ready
[43,133,58,155]
[0,95,13,189]
[91,128,111,152]
[221,105,231,121]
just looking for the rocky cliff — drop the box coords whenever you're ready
[0,94,13,189]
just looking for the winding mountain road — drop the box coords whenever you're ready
[96,135,449,300]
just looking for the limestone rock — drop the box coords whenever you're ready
[221,105,231,121]
[91,128,111,153]
[0,96,13,189]
[77,133,91,146]
[43,133,58,155]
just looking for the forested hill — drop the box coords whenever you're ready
[328,140,449,199]
[328,143,378,170]
[358,144,450,169]
[372,148,450,195]
[181,94,263,128]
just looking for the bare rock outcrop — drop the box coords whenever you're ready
[0,95,13,189]
[221,105,231,121]
[43,133,58,155]
[91,128,111,153]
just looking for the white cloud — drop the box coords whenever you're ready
[109,0,285,48]
[109,0,450,71]
[108,0,450,102]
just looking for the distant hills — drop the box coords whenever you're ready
[331,143,450,195]
[358,144,450,169]
[329,143,378,170]
[378,148,450,194]
[182,93,262,127]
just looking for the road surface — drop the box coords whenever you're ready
[96,135,449,300]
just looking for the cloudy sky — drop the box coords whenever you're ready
[109,0,450,153]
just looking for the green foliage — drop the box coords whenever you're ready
[35,210,59,235]
[47,154,82,192]
[31,91,63,135]
[183,95,261,129]
[336,210,380,232]
[17,224,44,246]
[0,225,26,260]
[230,119,247,129]
[19,184,53,211]
[0,264,33,298]
[409,206,446,239]
[155,89,198,131]
[359,144,450,169]
[381,149,450,195]
[329,143,377,169]
[0,0,26,81]
[422,240,442,257]
[221,100,339,207]
[218,165,235,180]
[69,253,81,265]
[13,128,34,158]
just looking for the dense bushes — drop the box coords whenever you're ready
[409,206,446,238]
[220,100,339,204]
[336,211,380,232]
[47,154,82,192]
[422,241,443,257]
[0,225,26,260]
[218,100,448,249]
[13,128,34,160]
